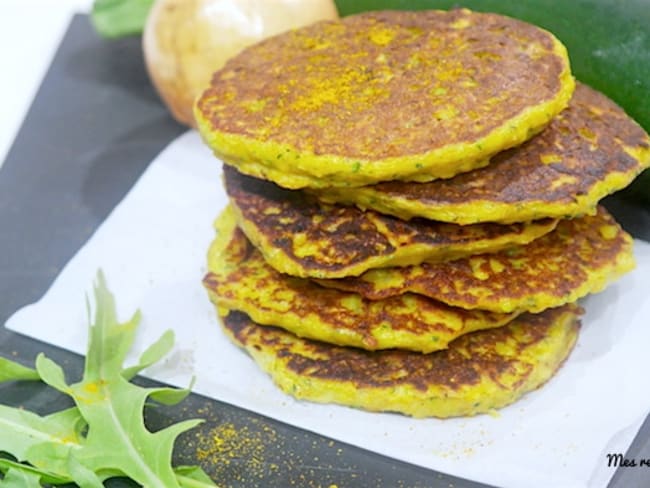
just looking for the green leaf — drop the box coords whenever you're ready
[0,406,85,483]
[35,271,204,487]
[0,459,69,486]
[44,408,87,440]
[84,272,141,379]
[0,357,39,383]
[174,465,219,487]
[0,405,82,466]
[0,467,42,488]
[122,329,175,381]
[91,0,155,38]
[0,271,214,486]
[148,377,195,406]
[66,452,104,488]
[34,355,70,394]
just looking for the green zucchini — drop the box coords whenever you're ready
[335,0,650,204]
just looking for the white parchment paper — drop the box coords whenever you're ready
[6,131,650,488]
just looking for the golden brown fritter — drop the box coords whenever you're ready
[317,207,635,313]
[196,9,574,189]
[223,166,558,278]
[203,206,518,353]
[220,304,581,418]
[316,83,650,223]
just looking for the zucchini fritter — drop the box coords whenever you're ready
[196,9,574,189]
[224,166,558,278]
[203,207,518,353]
[220,305,581,418]
[315,83,650,223]
[317,207,634,313]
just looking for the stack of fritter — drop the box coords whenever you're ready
[195,9,650,418]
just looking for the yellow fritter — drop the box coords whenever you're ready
[315,83,650,223]
[220,305,581,418]
[195,9,574,189]
[223,166,558,278]
[203,206,517,353]
[317,207,634,313]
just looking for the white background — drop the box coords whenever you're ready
[0,0,93,168]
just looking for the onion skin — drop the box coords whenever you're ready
[143,0,339,127]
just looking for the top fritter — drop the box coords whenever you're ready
[195,9,574,189]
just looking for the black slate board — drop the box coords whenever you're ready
[0,14,648,488]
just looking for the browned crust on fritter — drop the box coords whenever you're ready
[197,9,567,160]
[205,265,504,340]
[317,207,633,312]
[223,166,557,276]
[203,222,517,352]
[334,83,650,213]
[223,305,581,392]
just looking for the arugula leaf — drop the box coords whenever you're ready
[0,467,42,487]
[91,0,155,38]
[34,272,205,487]
[0,459,71,486]
[66,453,104,488]
[0,271,215,486]
[174,466,220,487]
[0,406,82,468]
[20,409,88,481]
[0,357,39,383]
[0,458,218,488]
[122,329,175,381]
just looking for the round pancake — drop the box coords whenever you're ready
[223,166,558,279]
[220,305,581,418]
[195,9,574,189]
[315,83,650,223]
[316,207,634,314]
[203,206,517,353]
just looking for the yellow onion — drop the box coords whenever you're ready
[142,0,339,126]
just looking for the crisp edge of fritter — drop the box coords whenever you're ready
[218,305,581,418]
